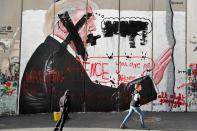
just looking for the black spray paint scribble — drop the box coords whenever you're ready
[189,36,197,52]
[106,53,113,59]
[125,52,132,60]
[141,51,147,60]
[58,11,101,60]
[58,11,90,60]
[95,80,101,85]
[110,76,116,88]
[101,17,152,48]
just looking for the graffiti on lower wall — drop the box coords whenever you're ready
[187,63,197,111]
[0,28,20,115]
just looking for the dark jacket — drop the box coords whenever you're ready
[59,95,70,113]
[130,90,140,107]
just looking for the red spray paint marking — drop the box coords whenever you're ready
[189,63,197,76]
[176,82,192,90]
[87,55,155,68]
[83,62,109,80]
[158,92,187,108]
[83,55,154,83]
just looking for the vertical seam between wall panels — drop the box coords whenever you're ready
[151,0,154,112]
[49,0,56,113]
[53,0,55,36]
[83,0,88,112]
[17,0,24,115]
[117,0,121,112]
[118,0,120,85]
[185,0,188,112]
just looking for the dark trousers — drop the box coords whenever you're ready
[55,108,68,130]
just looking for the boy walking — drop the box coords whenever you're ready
[120,83,146,129]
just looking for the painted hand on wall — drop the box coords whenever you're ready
[153,48,172,85]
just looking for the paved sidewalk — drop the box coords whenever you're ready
[0,112,197,131]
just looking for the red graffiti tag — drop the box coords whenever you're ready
[83,61,109,80]
[158,92,186,108]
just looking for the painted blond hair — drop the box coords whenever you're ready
[43,0,99,36]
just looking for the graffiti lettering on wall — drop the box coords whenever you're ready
[83,55,154,84]
[187,63,197,111]
[23,69,64,84]
[83,47,172,87]
[0,25,13,35]
[158,92,187,108]
[22,56,152,85]
[177,70,187,74]
[176,82,192,90]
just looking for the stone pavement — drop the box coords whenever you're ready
[0,112,197,131]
